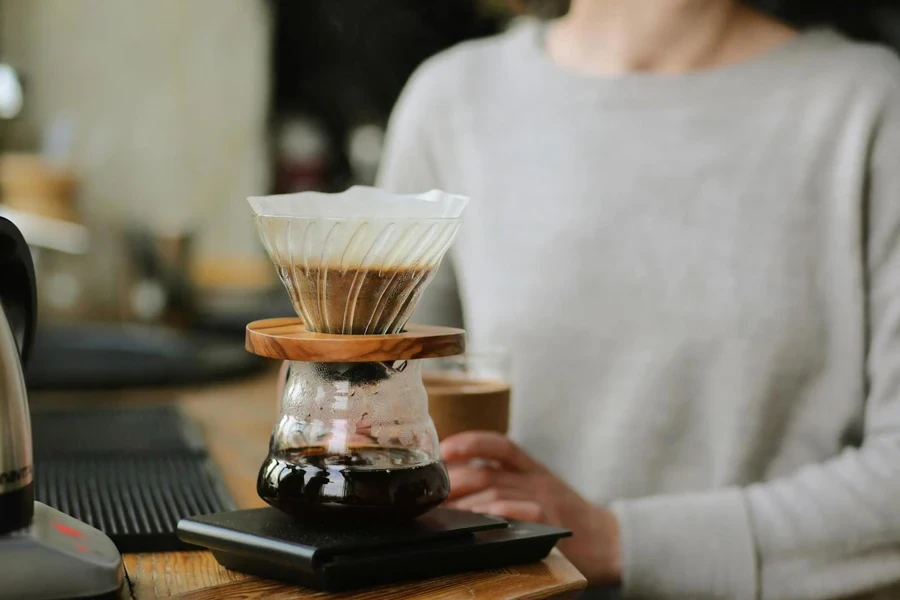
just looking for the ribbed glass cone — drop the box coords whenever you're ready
[249,187,468,335]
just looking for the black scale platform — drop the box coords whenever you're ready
[31,406,236,552]
[178,506,571,592]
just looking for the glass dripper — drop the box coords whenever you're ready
[248,187,468,521]
[250,186,467,335]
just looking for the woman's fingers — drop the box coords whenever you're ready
[446,464,523,500]
[470,500,545,523]
[441,431,541,473]
[449,486,532,510]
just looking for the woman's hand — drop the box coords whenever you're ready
[441,431,621,586]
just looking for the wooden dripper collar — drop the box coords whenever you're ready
[245,318,466,363]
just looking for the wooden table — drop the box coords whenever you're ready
[33,369,587,600]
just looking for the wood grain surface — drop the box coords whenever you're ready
[245,318,466,362]
[33,368,585,599]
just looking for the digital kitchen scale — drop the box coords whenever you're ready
[177,506,571,592]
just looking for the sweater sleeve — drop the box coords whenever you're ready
[376,60,464,328]
[611,76,900,600]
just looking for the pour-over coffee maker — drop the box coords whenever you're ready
[248,186,466,521]
[177,187,571,591]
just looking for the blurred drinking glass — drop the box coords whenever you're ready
[423,350,511,441]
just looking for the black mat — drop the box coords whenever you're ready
[31,405,205,458]
[25,323,266,390]
[31,406,236,553]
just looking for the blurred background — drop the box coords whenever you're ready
[0,0,897,390]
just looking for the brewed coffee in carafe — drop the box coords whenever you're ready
[257,361,451,521]
[249,187,468,521]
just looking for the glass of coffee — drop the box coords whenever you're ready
[423,351,511,441]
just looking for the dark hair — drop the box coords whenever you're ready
[753,0,894,42]
[524,0,897,46]
[521,0,568,19]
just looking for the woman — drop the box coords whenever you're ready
[376,0,900,598]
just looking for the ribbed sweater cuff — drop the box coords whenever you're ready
[610,489,758,599]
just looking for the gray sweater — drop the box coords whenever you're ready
[377,20,900,600]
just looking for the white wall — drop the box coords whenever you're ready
[0,0,271,260]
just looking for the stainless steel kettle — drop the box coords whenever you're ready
[0,216,36,535]
[0,217,123,600]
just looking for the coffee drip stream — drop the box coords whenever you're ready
[246,187,468,522]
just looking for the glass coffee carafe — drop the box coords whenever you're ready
[248,187,468,522]
[258,359,449,521]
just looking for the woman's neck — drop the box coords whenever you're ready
[546,0,798,75]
